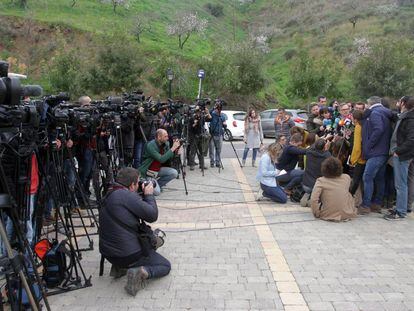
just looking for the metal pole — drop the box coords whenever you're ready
[168,80,172,99]
[197,78,202,99]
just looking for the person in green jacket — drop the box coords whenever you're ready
[139,129,181,195]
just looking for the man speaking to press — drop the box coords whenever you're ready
[99,167,171,296]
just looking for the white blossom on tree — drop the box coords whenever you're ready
[348,37,371,66]
[248,24,281,54]
[354,37,371,57]
[167,12,208,50]
[100,0,132,13]
[375,4,398,15]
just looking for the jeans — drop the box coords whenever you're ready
[188,135,204,167]
[209,135,223,166]
[276,169,304,190]
[362,155,388,208]
[242,147,259,162]
[260,183,287,203]
[393,156,411,216]
[79,148,95,195]
[64,159,76,190]
[408,161,414,211]
[107,249,171,279]
[350,163,365,195]
[302,184,312,194]
[1,195,36,252]
[26,194,36,246]
[133,140,145,169]
[153,167,178,195]
[93,151,114,202]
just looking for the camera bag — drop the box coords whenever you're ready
[41,240,70,288]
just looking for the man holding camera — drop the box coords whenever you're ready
[188,105,211,171]
[99,167,171,296]
[139,129,181,195]
[209,102,227,168]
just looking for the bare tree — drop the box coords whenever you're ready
[131,15,152,43]
[349,16,358,29]
[167,12,208,50]
[100,0,132,13]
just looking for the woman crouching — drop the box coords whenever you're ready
[256,142,287,203]
[310,157,357,221]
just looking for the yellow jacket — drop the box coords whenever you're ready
[350,123,366,165]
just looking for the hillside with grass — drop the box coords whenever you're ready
[1,0,414,108]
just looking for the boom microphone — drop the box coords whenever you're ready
[22,85,43,97]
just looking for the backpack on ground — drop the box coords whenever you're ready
[290,185,305,203]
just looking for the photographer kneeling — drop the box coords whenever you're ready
[99,167,171,296]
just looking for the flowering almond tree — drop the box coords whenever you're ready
[101,0,132,13]
[167,12,208,50]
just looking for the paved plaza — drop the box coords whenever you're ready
[48,156,414,311]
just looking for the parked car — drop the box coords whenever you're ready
[260,109,308,138]
[219,110,246,141]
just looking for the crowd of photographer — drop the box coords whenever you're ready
[256,95,414,222]
[0,58,234,301]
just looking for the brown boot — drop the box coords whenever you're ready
[370,204,382,213]
[357,206,371,215]
[125,266,149,296]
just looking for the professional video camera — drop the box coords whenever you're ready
[214,98,227,111]
[0,61,43,107]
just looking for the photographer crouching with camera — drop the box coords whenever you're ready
[99,167,170,296]
[139,128,181,195]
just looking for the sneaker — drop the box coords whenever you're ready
[370,203,382,214]
[300,193,310,207]
[357,206,371,215]
[189,166,195,171]
[215,163,220,168]
[199,165,208,170]
[71,207,87,217]
[210,163,215,168]
[125,266,149,296]
[384,210,405,221]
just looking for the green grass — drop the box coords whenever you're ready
[2,0,414,106]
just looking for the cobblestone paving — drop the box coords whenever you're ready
[48,157,414,311]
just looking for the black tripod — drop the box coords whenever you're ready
[37,146,92,295]
[0,133,50,310]
[226,129,243,168]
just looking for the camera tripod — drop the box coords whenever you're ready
[0,134,50,311]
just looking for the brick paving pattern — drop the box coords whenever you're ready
[48,157,414,311]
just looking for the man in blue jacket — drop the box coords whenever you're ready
[99,167,171,296]
[359,96,393,215]
[209,102,227,168]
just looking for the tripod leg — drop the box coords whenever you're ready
[178,158,188,195]
[229,140,243,168]
[0,218,39,311]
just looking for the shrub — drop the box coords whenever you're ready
[352,39,414,97]
[205,3,224,17]
[284,48,297,60]
[288,49,343,100]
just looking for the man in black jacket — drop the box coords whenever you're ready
[99,167,171,296]
[276,133,307,193]
[384,97,414,220]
